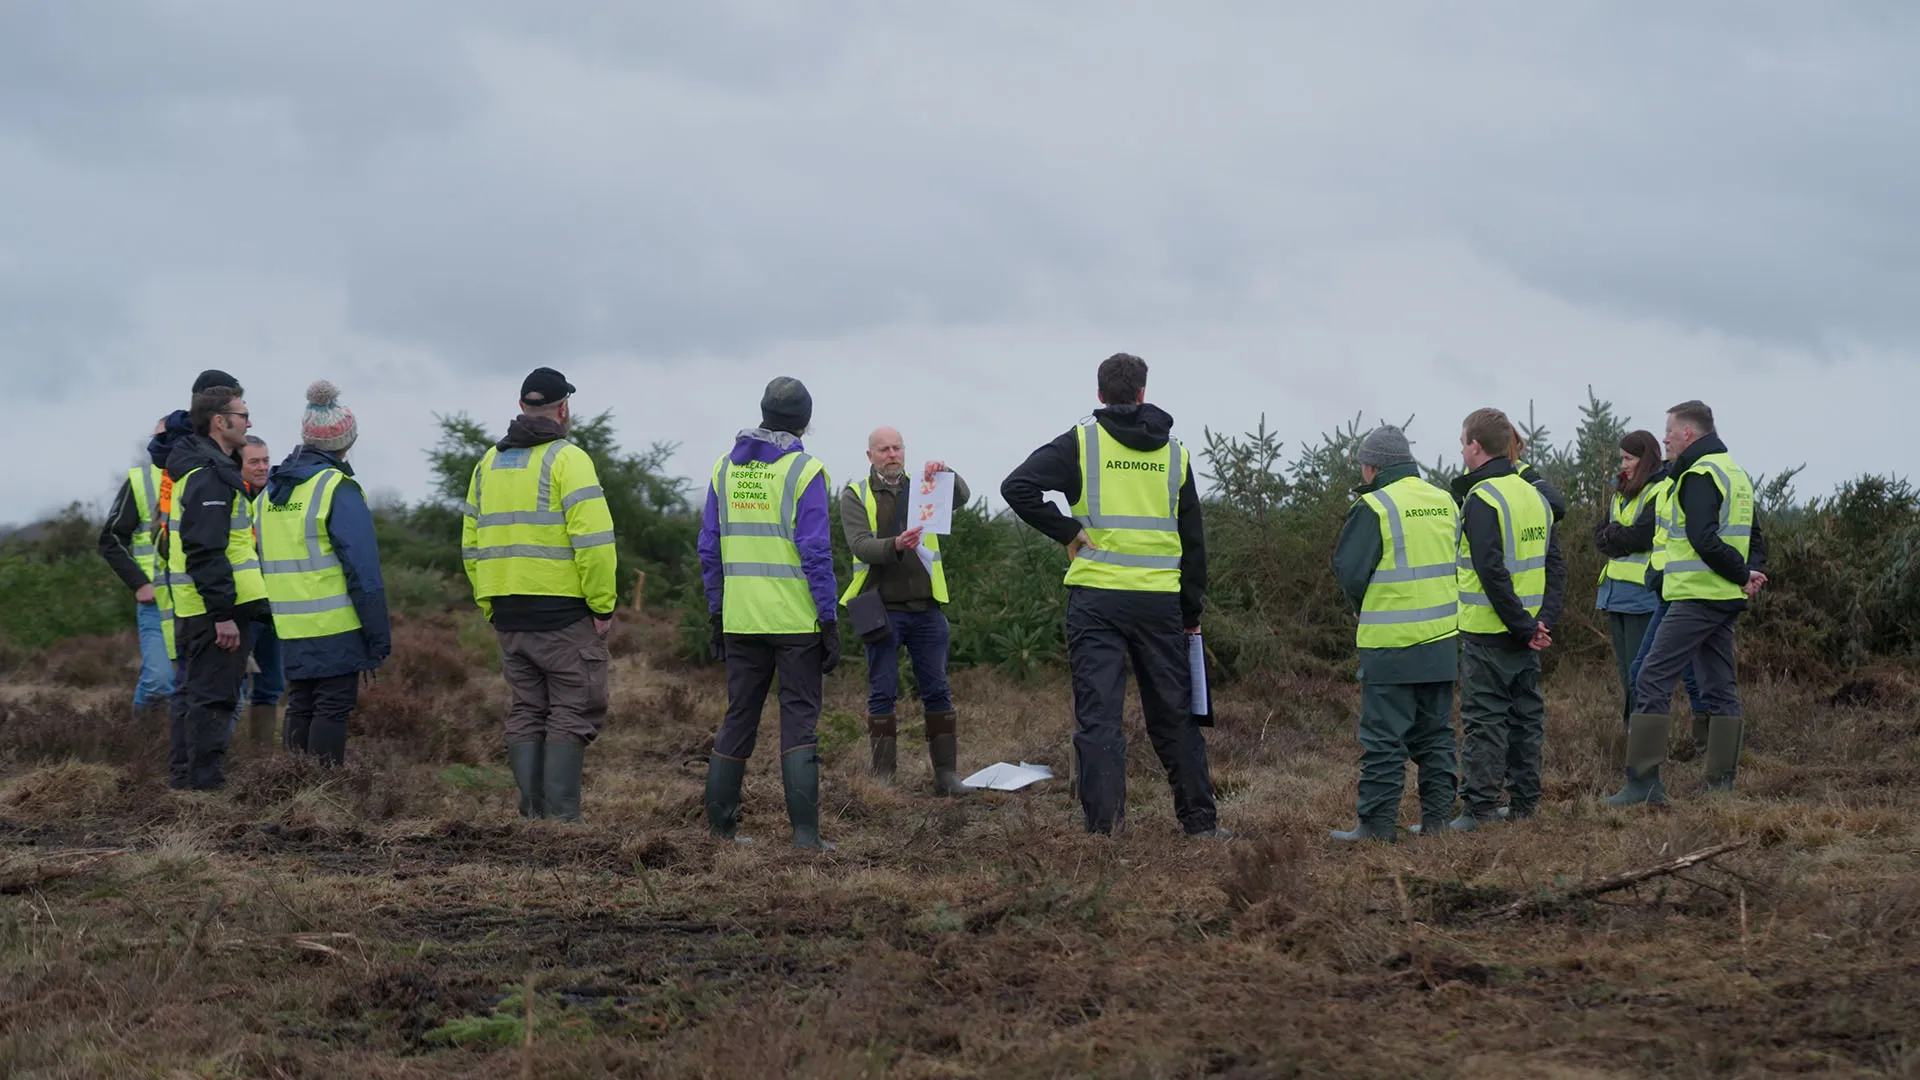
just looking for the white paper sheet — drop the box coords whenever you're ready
[960,761,1055,791]
[1189,633,1209,716]
[911,470,955,535]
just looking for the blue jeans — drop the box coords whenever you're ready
[1629,600,1703,713]
[863,609,953,716]
[133,601,175,706]
[243,618,284,706]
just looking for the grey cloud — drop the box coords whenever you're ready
[1,0,1917,402]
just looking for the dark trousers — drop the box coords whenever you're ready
[1458,638,1545,819]
[863,609,953,715]
[715,634,823,759]
[169,615,254,790]
[1629,600,1706,714]
[284,673,358,765]
[1635,601,1741,716]
[1605,611,1652,723]
[498,617,610,746]
[1355,680,1457,826]
[244,618,285,706]
[1066,587,1217,835]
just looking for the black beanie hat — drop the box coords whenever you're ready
[759,376,812,435]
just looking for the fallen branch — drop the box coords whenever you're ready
[1481,842,1748,921]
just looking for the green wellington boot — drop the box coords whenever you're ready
[1702,714,1745,792]
[1607,712,1671,806]
[780,747,835,851]
[507,741,545,819]
[541,740,585,823]
[866,713,897,784]
[1329,821,1396,843]
[1676,710,1710,762]
[925,710,967,796]
[705,755,750,841]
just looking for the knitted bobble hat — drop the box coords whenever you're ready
[302,379,358,452]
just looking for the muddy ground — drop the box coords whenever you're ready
[1,615,1917,1078]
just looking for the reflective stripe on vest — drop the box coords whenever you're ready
[839,477,947,607]
[1064,421,1185,592]
[260,469,363,639]
[127,465,163,578]
[714,449,828,634]
[1599,482,1660,586]
[1455,472,1553,634]
[1661,453,1754,602]
[1355,476,1460,648]
[164,467,269,618]
[462,441,615,601]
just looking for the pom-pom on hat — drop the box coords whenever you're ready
[302,380,358,452]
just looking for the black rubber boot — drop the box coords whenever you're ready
[507,741,545,819]
[924,710,966,796]
[541,740,584,823]
[1411,815,1451,837]
[867,713,897,784]
[780,747,835,851]
[1703,714,1745,792]
[247,704,279,752]
[705,755,750,841]
[1329,821,1396,843]
[307,720,348,767]
[1607,712,1671,806]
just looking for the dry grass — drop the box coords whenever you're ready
[1,614,1917,1077]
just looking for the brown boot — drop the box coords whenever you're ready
[247,704,279,751]
[925,710,967,796]
[867,713,897,783]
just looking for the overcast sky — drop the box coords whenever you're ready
[5,2,1915,524]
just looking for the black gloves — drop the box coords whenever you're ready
[820,620,842,674]
[708,612,726,662]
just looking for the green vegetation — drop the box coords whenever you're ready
[7,397,1916,681]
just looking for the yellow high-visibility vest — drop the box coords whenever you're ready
[164,468,268,619]
[1661,452,1753,602]
[126,464,164,581]
[839,477,946,607]
[1456,472,1553,634]
[260,470,362,640]
[1064,422,1186,593]
[1355,476,1459,648]
[461,440,618,616]
[712,450,829,634]
[1598,482,1661,586]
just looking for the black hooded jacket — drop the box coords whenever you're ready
[1450,457,1568,648]
[1000,403,1207,627]
[165,431,268,625]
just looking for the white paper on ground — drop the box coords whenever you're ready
[911,470,955,534]
[1188,633,1209,715]
[960,761,1055,791]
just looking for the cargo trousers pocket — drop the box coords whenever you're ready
[579,643,611,733]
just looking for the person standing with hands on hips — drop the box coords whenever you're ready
[840,427,970,794]
[700,377,841,850]
[1001,353,1227,840]
[1448,407,1567,831]
[462,368,618,823]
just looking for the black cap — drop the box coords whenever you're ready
[193,369,241,393]
[520,367,575,407]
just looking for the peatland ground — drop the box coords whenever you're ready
[1,612,1917,1079]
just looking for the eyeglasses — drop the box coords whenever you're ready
[219,411,251,422]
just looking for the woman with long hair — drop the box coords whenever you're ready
[1594,430,1704,729]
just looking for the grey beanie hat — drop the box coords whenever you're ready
[759,376,813,435]
[1356,425,1414,467]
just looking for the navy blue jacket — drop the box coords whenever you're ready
[264,447,392,679]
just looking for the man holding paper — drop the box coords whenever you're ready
[1000,353,1228,840]
[839,427,971,794]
